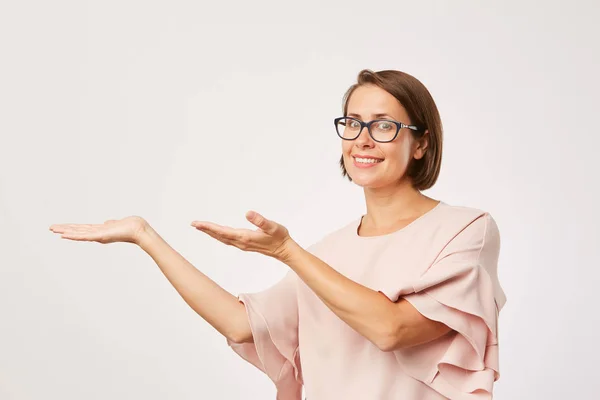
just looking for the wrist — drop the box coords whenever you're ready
[135,221,159,249]
[277,237,303,265]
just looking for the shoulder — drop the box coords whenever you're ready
[436,202,493,224]
[304,202,501,256]
[430,203,506,309]
[407,202,501,264]
[304,218,358,255]
[434,202,499,241]
[431,202,501,263]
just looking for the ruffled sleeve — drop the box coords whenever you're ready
[227,270,303,400]
[389,213,507,400]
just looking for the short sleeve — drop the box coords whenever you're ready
[227,270,303,400]
[393,213,507,400]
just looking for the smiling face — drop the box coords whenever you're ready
[341,84,429,189]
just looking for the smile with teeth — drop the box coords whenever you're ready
[354,157,383,164]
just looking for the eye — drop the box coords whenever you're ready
[378,121,394,131]
[349,120,361,128]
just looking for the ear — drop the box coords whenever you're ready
[413,130,429,160]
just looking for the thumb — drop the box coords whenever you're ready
[246,210,276,234]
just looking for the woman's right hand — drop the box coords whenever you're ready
[49,216,149,245]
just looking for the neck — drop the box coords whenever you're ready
[361,179,437,229]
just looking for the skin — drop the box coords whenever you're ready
[49,83,451,351]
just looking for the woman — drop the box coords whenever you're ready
[50,69,506,399]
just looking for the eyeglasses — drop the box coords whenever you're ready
[334,116,423,143]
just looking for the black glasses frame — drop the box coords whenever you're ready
[334,116,424,143]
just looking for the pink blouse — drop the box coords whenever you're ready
[227,201,507,399]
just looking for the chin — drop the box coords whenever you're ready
[350,174,386,189]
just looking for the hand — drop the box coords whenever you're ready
[191,210,295,261]
[49,216,149,245]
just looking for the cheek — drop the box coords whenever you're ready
[341,140,353,154]
[381,141,413,167]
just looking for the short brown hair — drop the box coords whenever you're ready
[339,69,443,190]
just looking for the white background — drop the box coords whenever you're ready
[1,0,599,399]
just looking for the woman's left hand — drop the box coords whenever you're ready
[191,210,295,262]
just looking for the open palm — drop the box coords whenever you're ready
[49,216,148,244]
[191,210,293,260]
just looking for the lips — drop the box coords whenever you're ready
[352,155,384,161]
[352,155,384,168]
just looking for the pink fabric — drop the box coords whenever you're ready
[227,202,507,399]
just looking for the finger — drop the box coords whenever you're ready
[52,225,106,238]
[59,231,100,242]
[190,220,217,230]
[197,227,236,247]
[194,223,258,250]
[246,210,276,235]
[50,224,96,232]
[192,221,241,241]
[50,225,79,234]
[50,224,73,231]
[52,225,93,234]
[49,225,65,233]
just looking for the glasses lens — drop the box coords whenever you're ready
[336,117,361,139]
[371,120,398,142]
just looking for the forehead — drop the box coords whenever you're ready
[346,84,408,120]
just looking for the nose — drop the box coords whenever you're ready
[354,125,375,148]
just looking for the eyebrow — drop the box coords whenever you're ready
[347,113,397,120]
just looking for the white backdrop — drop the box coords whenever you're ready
[1,1,599,399]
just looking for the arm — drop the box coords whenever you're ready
[137,225,253,344]
[281,241,451,351]
[190,211,449,351]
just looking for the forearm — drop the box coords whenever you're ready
[281,241,401,349]
[137,226,252,344]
